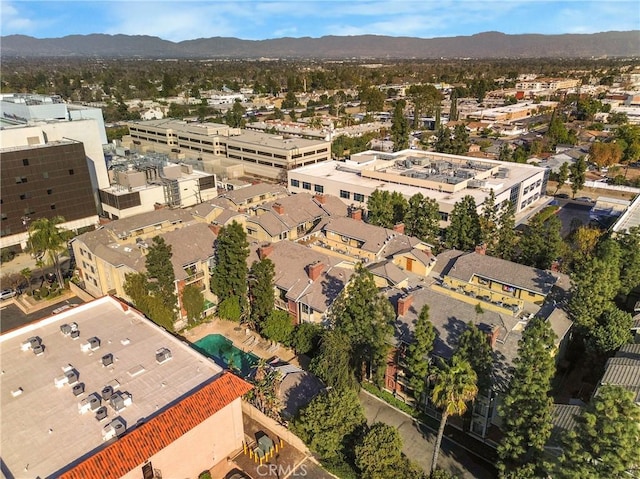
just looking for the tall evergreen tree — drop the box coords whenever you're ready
[391,100,409,151]
[404,193,441,244]
[445,195,481,251]
[452,124,470,155]
[479,189,499,250]
[518,208,563,269]
[433,126,453,153]
[181,284,204,323]
[449,90,458,121]
[453,322,493,392]
[556,385,640,479]
[498,317,556,477]
[569,156,587,198]
[145,236,177,310]
[248,258,275,330]
[404,305,436,400]
[329,264,395,386]
[309,329,357,390]
[355,423,404,479]
[617,226,640,296]
[430,356,478,475]
[390,191,408,226]
[495,201,517,261]
[211,221,249,316]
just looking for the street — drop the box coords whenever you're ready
[359,390,497,479]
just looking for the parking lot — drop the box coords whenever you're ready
[0,296,84,333]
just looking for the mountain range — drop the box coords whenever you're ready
[1,31,638,59]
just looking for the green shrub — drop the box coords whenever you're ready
[217,295,241,321]
[361,382,416,417]
[198,471,212,479]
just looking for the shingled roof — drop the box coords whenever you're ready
[59,373,252,479]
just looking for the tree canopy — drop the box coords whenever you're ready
[445,195,481,251]
[211,221,249,318]
[404,305,436,399]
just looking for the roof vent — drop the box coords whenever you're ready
[70,330,80,339]
[65,369,79,384]
[60,324,72,335]
[72,383,85,396]
[21,336,42,351]
[102,417,126,441]
[102,353,114,367]
[101,385,114,401]
[79,393,102,414]
[95,406,108,421]
[155,347,172,364]
[81,337,101,352]
[33,344,45,356]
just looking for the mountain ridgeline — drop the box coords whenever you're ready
[2,31,638,59]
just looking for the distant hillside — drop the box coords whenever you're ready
[1,31,638,59]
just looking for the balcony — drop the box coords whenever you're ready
[184,270,205,284]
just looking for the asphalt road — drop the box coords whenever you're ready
[0,296,84,333]
[359,390,497,479]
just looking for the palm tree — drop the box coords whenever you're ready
[28,216,70,288]
[20,268,33,295]
[430,355,478,475]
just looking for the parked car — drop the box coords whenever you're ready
[556,193,570,199]
[0,289,17,300]
[575,196,595,203]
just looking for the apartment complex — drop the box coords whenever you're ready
[0,141,98,250]
[515,78,581,91]
[288,150,549,225]
[0,295,251,479]
[125,119,332,180]
[465,101,556,122]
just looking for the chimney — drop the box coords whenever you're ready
[273,203,285,215]
[258,243,274,260]
[307,261,324,281]
[349,207,362,221]
[475,243,487,255]
[314,194,326,204]
[209,224,221,235]
[393,223,405,234]
[397,294,414,316]
[488,325,500,348]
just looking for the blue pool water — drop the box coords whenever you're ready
[193,334,259,377]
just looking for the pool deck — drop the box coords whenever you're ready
[183,317,301,367]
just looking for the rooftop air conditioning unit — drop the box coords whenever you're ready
[72,383,85,396]
[102,353,114,367]
[155,347,172,364]
[95,406,108,421]
[101,385,114,401]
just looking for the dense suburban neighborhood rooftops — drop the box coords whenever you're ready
[220,183,288,206]
[0,296,224,479]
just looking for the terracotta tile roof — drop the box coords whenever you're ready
[59,372,252,479]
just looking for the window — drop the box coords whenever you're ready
[302,182,311,190]
[22,159,29,166]
[42,172,49,179]
[15,176,27,184]
[47,189,53,195]
[20,193,30,200]
[301,303,310,314]
[354,193,365,202]
[314,184,324,193]
[68,169,75,175]
[290,179,300,188]
[340,190,351,199]
[50,204,56,210]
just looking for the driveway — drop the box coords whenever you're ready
[359,390,497,479]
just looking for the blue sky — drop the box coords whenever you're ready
[1,1,638,42]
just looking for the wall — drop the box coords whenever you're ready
[241,402,309,454]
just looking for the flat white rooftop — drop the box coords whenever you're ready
[0,296,222,479]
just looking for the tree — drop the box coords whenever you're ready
[290,322,322,355]
[556,385,640,479]
[211,221,249,316]
[445,195,481,251]
[590,141,623,169]
[518,208,563,269]
[329,264,395,386]
[28,216,70,287]
[123,272,175,331]
[430,355,478,475]
[390,191,408,226]
[309,329,358,390]
[20,267,33,295]
[261,310,294,345]
[248,258,275,330]
[617,226,640,296]
[404,305,435,400]
[452,124,470,155]
[145,236,176,310]
[587,306,633,355]
[449,90,458,121]
[355,423,404,479]
[366,190,394,228]
[555,162,570,194]
[391,100,409,151]
[181,284,204,323]
[294,388,366,459]
[453,322,493,392]
[245,360,282,420]
[224,100,246,128]
[359,86,385,112]
[479,189,499,250]
[281,90,298,109]
[407,83,441,128]
[498,317,556,476]
[569,156,587,198]
[495,201,517,261]
[615,124,640,174]
[433,126,453,153]
[404,193,441,244]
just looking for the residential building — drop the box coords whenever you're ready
[71,209,218,322]
[515,78,581,91]
[99,158,217,220]
[0,295,251,479]
[597,343,640,403]
[288,150,550,226]
[247,240,355,324]
[1,140,98,250]
[465,102,556,123]
[125,119,331,180]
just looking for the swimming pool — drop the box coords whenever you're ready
[192,334,259,377]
